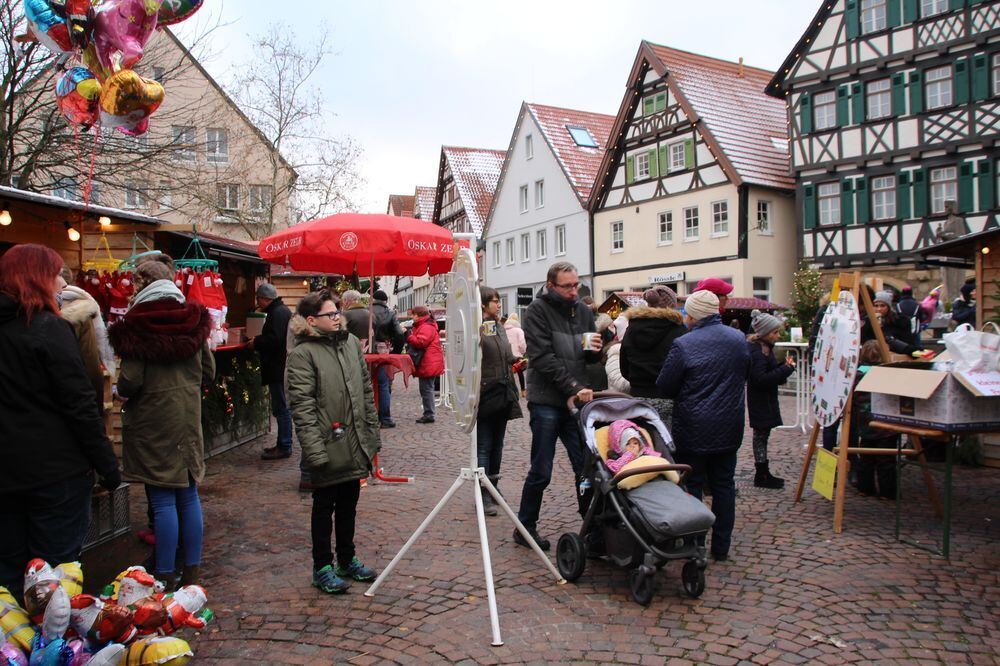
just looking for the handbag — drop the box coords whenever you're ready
[406,344,425,368]
[478,376,516,417]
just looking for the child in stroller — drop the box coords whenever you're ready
[557,395,715,605]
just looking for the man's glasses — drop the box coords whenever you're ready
[315,311,341,320]
[553,282,580,290]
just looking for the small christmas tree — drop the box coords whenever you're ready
[790,260,824,331]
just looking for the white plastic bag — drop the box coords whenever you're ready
[942,323,1000,372]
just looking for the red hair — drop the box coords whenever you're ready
[0,244,63,323]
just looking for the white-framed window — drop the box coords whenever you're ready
[930,166,957,214]
[657,211,673,244]
[818,182,841,226]
[248,185,273,213]
[519,185,528,213]
[925,66,952,110]
[861,0,887,34]
[535,179,544,208]
[536,229,547,259]
[813,91,837,130]
[683,206,699,241]
[505,238,515,265]
[993,54,1000,96]
[669,142,686,171]
[867,78,892,120]
[525,134,533,159]
[711,200,729,236]
[158,182,171,210]
[217,183,239,211]
[871,175,896,220]
[752,277,772,302]
[171,125,196,161]
[555,224,566,255]
[125,181,148,209]
[52,177,78,201]
[492,241,501,268]
[634,152,650,179]
[757,201,772,234]
[206,128,228,163]
[611,221,624,253]
[921,0,948,17]
[520,233,530,262]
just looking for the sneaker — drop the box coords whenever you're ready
[335,557,376,582]
[312,565,350,594]
[379,419,396,429]
[415,416,435,424]
[261,446,291,460]
[512,528,550,551]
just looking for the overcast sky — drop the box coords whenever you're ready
[177,1,818,214]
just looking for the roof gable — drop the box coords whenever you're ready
[434,146,505,236]
[766,2,837,96]
[386,194,415,217]
[413,186,436,220]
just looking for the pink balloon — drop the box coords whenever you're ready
[92,0,162,72]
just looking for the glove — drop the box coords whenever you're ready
[99,467,122,492]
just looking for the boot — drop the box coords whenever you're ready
[483,475,501,516]
[754,462,785,489]
[179,565,200,588]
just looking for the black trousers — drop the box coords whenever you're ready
[311,480,361,570]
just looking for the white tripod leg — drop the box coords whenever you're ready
[472,470,503,646]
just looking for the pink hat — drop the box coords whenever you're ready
[695,277,734,296]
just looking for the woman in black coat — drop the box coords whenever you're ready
[746,310,795,489]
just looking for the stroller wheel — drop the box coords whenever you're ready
[556,533,587,582]
[682,561,706,598]
[629,568,656,606]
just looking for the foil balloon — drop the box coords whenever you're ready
[85,644,126,666]
[1,640,28,666]
[154,587,208,636]
[157,0,203,26]
[22,0,75,56]
[52,564,82,600]
[48,0,95,49]
[27,634,72,666]
[0,589,36,653]
[121,636,192,666]
[92,0,163,73]
[55,68,102,129]
[22,561,60,625]
[69,595,136,645]
[98,69,164,135]
[39,588,69,643]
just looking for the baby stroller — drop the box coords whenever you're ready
[556,394,715,605]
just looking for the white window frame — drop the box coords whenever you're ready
[711,200,729,237]
[925,66,952,110]
[158,182,171,210]
[866,78,892,120]
[520,233,530,262]
[657,210,673,245]
[683,206,699,242]
[525,134,533,159]
[172,125,196,161]
[555,224,566,256]
[492,241,501,268]
[813,91,837,131]
[669,142,686,171]
[519,185,528,213]
[992,54,1000,97]
[505,238,515,265]
[536,229,547,259]
[206,128,229,163]
[871,175,896,220]
[611,221,624,253]
[125,181,148,209]
[930,166,957,215]
[248,184,273,214]
[921,0,948,17]
[534,179,544,208]
[757,200,773,235]
[861,0,887,34]
[752,277,772,303]
[52,177,78,201]
[818,182,841,226]
[634,152,650,180]
[217,183,239,212]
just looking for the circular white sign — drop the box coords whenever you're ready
[810,290,862,427]
[446,247,482,432]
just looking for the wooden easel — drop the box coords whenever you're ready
[793,272,943,532]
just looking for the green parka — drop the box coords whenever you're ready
[286,316,381,487]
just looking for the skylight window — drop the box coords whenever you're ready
[566,125,598,148]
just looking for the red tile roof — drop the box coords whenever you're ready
[386,194,415,217]
[413,186,436,220]
[526,103,615,203]
[441,146,506,236]
[647,43,792,190]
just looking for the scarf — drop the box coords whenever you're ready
[129,279,185,312]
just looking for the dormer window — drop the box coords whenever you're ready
[567,125,598,147]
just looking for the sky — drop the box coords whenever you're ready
[175,1,819,214]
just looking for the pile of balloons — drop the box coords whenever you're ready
[23,0,205,136]
[1,559,212,666]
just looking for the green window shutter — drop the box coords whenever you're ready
[903,0,918,21]
[841,179,855,225]
[851,82,865,124]
[647,149,659,179]
[626,156,634,184]
[643,96,655,117]
[971,54,988,101]
[836,85,851,126]
[800,93,813,133]
[683,139,694,169]
[958,163,974,213]
[897,171,912,219]
[846,0,860,39]
[949,0,966,9]
[856,177,870,223]
[912,169,928,218]
[892,73,907,116]
[658,145,668,176]
[909,71,923,114]
[978,160,996,210]
[954,60,970,105]
[888,0,902,26]
[803,184,817,230]
[655,92,667,112]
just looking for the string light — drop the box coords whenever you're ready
[0,210,10,226]
[99,215,111,227]
[66,223,81,242]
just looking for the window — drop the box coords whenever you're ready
[930,166,957,214]
[634,152,650,179]
[520,233,530,262]
[818,182,841,226]
[519,185,528,213]
[492,241,501,268]
[157,182,171,210]
[867,78,892,120]
[813,91,837,130]
[248,185,273,213]
[757,201,772,234]
[535,179,544,208]
[172,125,195,161]
[125,181,148,209]
[567,125,598,147]
[925,66,952,110]
[505,238,515,265]
[861,0,886,34]
[669,142,686,171]
[752,277,772,302]
[52,177,77,201]
[88,181,101,205]
[921,0,948,17]
[555,224,566,255]
[206,128,228,163]
[151,66,165,82]
[611,221,624,253]
[536,230,547,259]
[657,211,673,244]
[525,134,533,159]
[711,201,729,236]
[993,54,1000,96]
[217,183,239,211]
[683,206,699,241]
[871,175,896,220]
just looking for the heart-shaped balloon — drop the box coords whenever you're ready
[157,0,203,26]
[92,0,163,73]
[55,67,102,129]
[98,69,164,135]
[23,0,75,56]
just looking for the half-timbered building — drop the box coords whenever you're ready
[590,42,798,304]
[767,0,1000,290]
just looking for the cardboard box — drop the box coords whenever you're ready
[245,312,266,338]
[856,361,1000,432]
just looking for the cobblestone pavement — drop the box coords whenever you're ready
[166,384,997,664]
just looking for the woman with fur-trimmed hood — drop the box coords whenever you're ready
[108,261,216,588]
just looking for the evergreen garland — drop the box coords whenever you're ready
[201,347,270,440]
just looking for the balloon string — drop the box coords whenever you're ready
[83,127,99,210]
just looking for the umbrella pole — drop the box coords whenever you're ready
[368,255,375,353]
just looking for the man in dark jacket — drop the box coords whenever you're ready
[340,290,370,343]
[514,262,600,551]
[371,290,406,428]
[252,283,295,460]
[656,289,749,562]
[895,286,921,349]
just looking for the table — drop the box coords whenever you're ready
[775,342,810,434]
[364,353,415,483]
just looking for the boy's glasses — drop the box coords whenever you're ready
[315,311,341,320]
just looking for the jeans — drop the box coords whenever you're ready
[516,402,586,531]
[476,413,508,483]
[147,479,203,576]
[311,480,360,569]
[269,382,293,452]
[0,471,94,600]
[377,366,392,423]
[418,377,436,418]
[674,449,738,558]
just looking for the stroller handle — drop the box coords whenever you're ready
[566,390,632,414]
[612,463,692,486]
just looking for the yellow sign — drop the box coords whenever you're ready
[812,448,837,501]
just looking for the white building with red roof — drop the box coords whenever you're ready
[589,42,798,306]
[483,102,614,316]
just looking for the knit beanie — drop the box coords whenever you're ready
[642,285,678,310]
[960,281,975,301]
[751,309,782,337]
[874,290,894,307]
[684,290,719,321]
[373,290,389,302]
